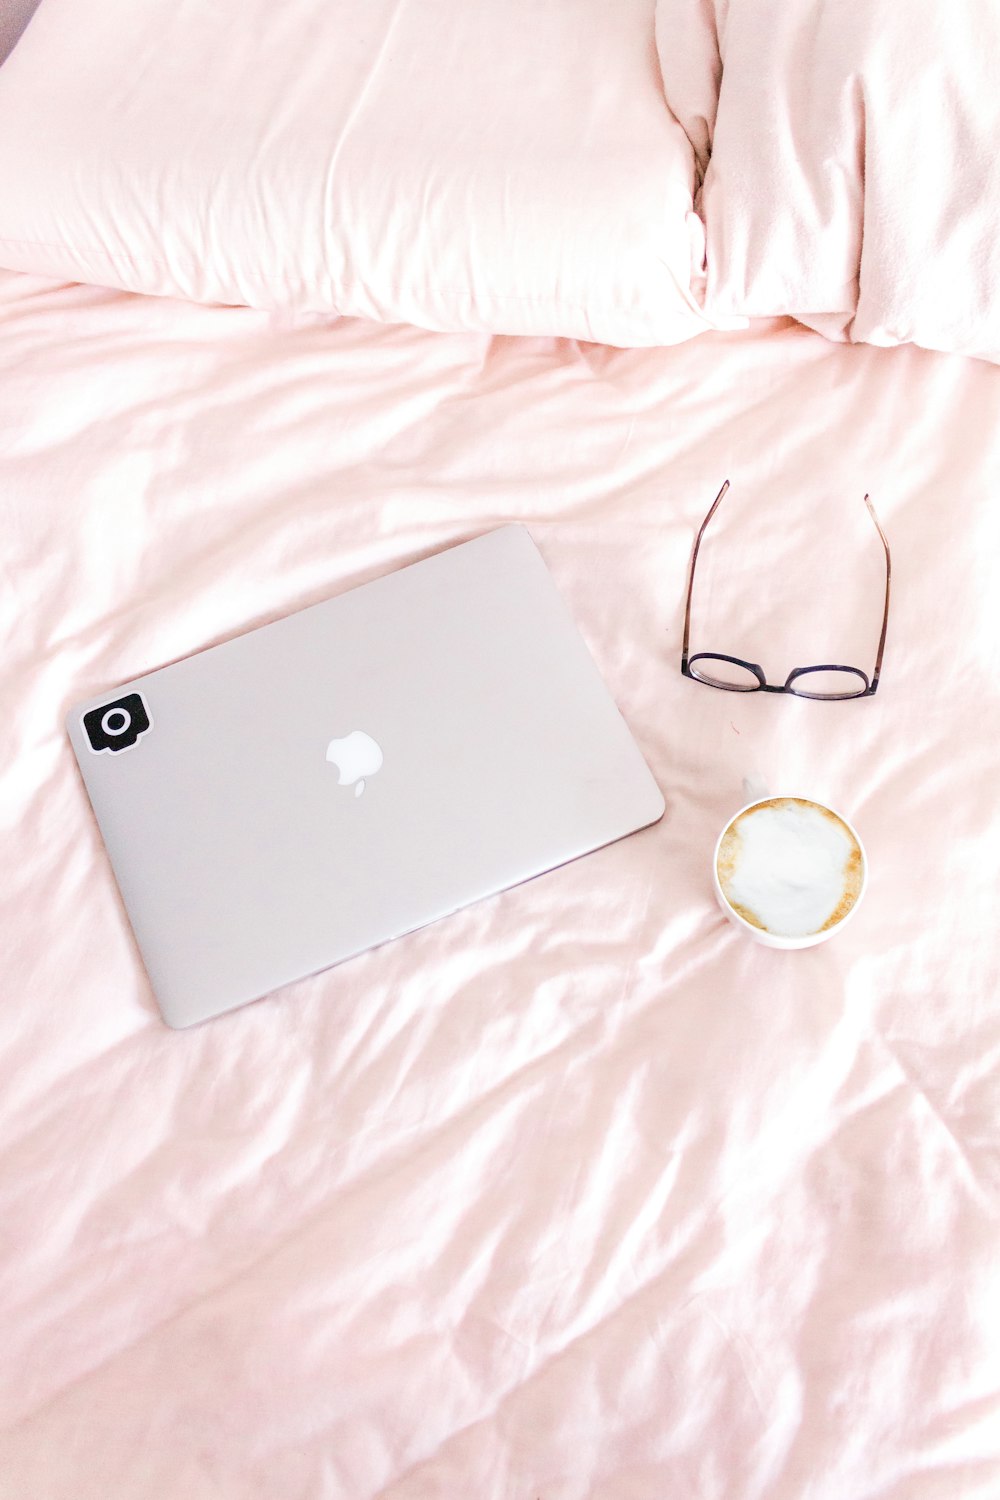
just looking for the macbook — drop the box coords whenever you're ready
[67,526,664,1027]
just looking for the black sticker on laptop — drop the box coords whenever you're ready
[83,692,152,754]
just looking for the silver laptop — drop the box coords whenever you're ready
[67,526,664,1027]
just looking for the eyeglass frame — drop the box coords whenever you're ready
[680,480,892,699]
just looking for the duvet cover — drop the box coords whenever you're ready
[2,270,999,1498]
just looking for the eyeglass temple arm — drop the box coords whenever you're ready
[863,494,892,690]
[681,480,730,666]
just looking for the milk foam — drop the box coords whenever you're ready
[717,799,862,937]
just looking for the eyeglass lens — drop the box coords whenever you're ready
[787,666,869,699]
[688,655,762,691]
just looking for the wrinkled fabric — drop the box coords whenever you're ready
[1,270,1000,1499]
[657,0,1000,364]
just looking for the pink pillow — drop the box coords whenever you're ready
[0,0,719,347]
[657,0,1000,363]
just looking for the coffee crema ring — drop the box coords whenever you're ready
[716,797,864,938]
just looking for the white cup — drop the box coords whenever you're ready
[712,794,868,949]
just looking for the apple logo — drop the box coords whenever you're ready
[325,729,383,798]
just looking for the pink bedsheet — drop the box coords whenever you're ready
[2,270,1000,1499]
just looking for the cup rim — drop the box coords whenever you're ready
[712,794,868,947]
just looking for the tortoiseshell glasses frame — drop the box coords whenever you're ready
[680,481,891,699]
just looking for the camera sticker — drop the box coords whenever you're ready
[83,692,152,755]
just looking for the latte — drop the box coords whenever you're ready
[716,797,864,938]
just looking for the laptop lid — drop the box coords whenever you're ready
[67,526,664,1027]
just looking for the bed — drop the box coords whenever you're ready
[2,2,999,1497]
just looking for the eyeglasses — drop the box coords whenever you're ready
[681,481,891,699]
